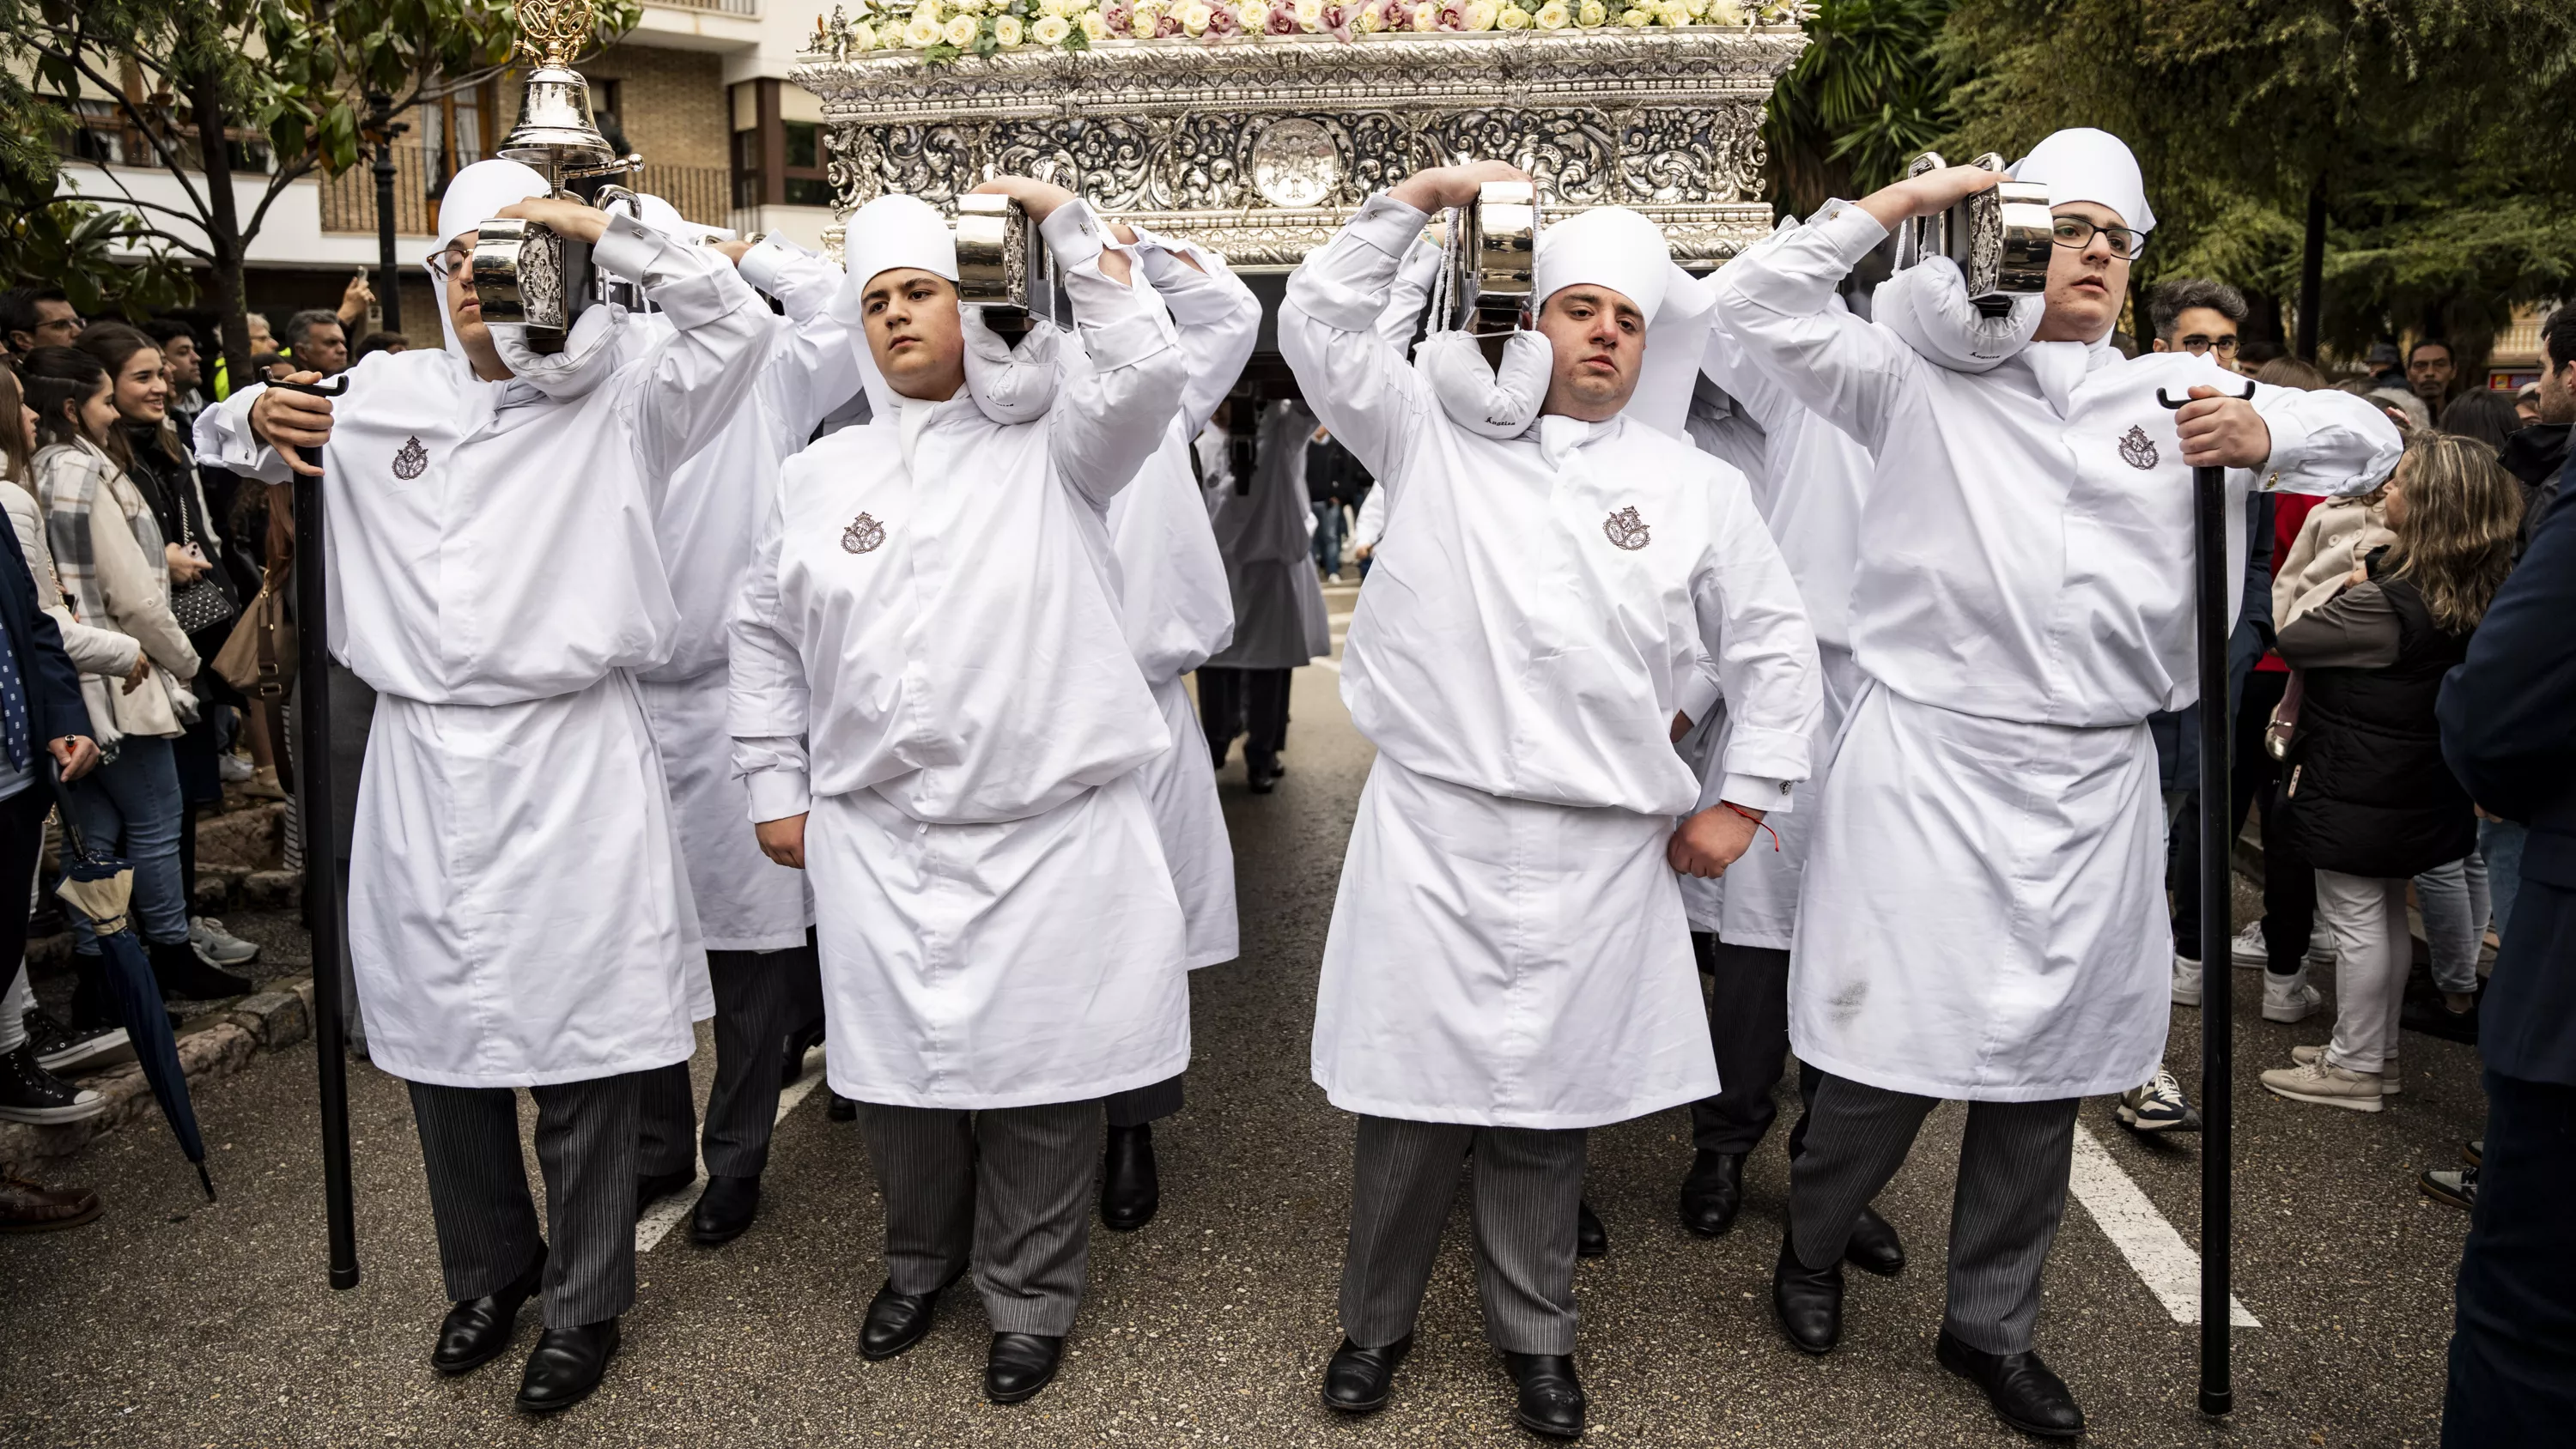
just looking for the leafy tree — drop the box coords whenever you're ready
[1766,0,1959,218]
[1,198,197,321]
[0,0,640,386]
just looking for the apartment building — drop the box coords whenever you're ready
[57,0,838,346]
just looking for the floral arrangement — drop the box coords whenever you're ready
[806,0,1812,62]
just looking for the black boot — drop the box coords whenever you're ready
[1844,1204,1906,1276]
[984,1331,1065,1404]
[1936,1330,2085,1439]
[433,1249,546,1375]
[1501,1351,1587,1439]
[1678,1149,1745,1238]
[1771,1234,1843,1355]
[1321,1335,1412,1414]
[515,1318,619,1414]
[1576,1199,1607,1259]
[689,1174,760,1246]
[147,937,252,1002]
[1100,1123,1160,1231]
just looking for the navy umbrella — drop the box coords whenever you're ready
[46,763,215,1200]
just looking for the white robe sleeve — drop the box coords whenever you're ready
[1375,234,1443,355]
[1692,460,1822,814]
[1278,193,1443,490]
[592,212,774,489]
[727,491,811,822]
[1352,473,1391,549]
[1039,202,1188,511]
[2246,383,2404,497]
[1709,203,1927,452]
[1133,232,1261,440]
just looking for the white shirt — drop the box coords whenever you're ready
[1279,193,1822,817]
[1712,203,2403,727]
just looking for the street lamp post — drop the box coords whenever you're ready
[368,92,405,336]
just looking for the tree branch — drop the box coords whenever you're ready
[43,42,216,223]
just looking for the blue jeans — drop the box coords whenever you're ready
[64,734,190,952]
[2482,817,2529,945]
[2415,852,2491,997]
[1311,500,1346,577]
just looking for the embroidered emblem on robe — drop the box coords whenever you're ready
[2117,425,2159,471]
[1603,506,1651,551]
[392,435,428,480]
[841,512,886,554]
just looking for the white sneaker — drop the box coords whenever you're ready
[2311,923,2336,960]
[2170,953,2202,1007]
[2262,968,2323,1024]
[2291,1044,2401,1095]
[2261,1055,2384,1113]
[2228,919,2269,969]
[189,916,261,967]
[219,751,253,784]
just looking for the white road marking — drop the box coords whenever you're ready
[636,1046,829,1252]
[2067,1124,2259,1327]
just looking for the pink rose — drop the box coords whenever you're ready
[1265,3,1297,32]
[1157,11,1184,33]
[1437,2,1463,26]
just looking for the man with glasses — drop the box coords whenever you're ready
[2148,278,2245,373]
[1712,128,2401,1439]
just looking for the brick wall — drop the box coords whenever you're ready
[570,45,729,172]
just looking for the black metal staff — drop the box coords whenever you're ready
[273,373,360,1291]
[2160,380,2256,1416]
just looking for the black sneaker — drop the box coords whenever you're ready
[22,1009,132,1074]
[0,1041,107,1125]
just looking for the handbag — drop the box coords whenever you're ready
[166,493,239,636]
[2263,671,2304,761]
[212,567,295,700]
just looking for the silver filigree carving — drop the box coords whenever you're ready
[1250,118,1340,209]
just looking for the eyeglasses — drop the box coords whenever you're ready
[426,242,471,281]
[2050,216,2148,261]
[2177,334,2241,357]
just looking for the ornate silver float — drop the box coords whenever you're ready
[792,26,1807,270]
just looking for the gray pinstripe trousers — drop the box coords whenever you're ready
[1339,1116,1586,1355]
[1103,1072,1184,1128]
[636,945,826,1179]
[857,1100,1103,1337]
[1787,1073,2080,1355]
[405,1073,641,1329]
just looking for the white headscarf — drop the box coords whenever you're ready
[2009,127,2156,234]
[1873,256,2046,374]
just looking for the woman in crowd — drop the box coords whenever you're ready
[2263,434,2522,1112]
[19,346,247,1009]
[76,324,258,973]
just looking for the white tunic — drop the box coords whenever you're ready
[1714,202,2403,1100]
[195,214,769,1087]
[1281,194,1823,1127]
[1106,232,1260,967]
[729,202,1194,1108]
[1203,401,1329,670]
[633,238,860,952]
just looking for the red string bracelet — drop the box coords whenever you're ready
[1723,800,1782,852]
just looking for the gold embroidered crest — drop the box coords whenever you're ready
[841,512,886,554]
[2117,424,2159,470]
[391,435,428,480]
[1603,505,1651,551]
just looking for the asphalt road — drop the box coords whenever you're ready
[3,583,2486,1447]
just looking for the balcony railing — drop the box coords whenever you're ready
[319,147,735,240]
[648,0,760,14]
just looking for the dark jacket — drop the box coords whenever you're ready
[2499,421,2568,543]
[2439,445,2576,1086]
[0,494,90,752]
[2277,557,2476,878]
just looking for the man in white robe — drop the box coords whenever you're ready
[197,157,769,1412]
[624,215,862,1247]
[1665,246,1905,1276]
[728,179,1188,1407]
[1282,163,1823,1440]
[1093,223,1260,1230]
[1711,129,2402,1438]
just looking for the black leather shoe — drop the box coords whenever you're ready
[1844,1204,1905,1276]
[1502,1351,1587,1439]
[827,1091,857,1122]
[1678,1150,1745,1238]
[1772,1234,1843,1355]
[688,1174,760,1246]
[860,1274,957,1361]
[635,1166,695,1215]
[1936,1330,2085,1439]
[1321,1334,1412,1414]
[1100,1123,1160,1231]
[984,1331,1064,1404]
[431,1250,545,1375]
[514,1318,618,1414]
[148,938,252,1001]
[780,1019,827,1089]
[1576,1199,1607,1259]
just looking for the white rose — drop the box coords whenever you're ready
[1236,1,1267,27]
[1410,3,1436,27]
[994,13,1024,43]
[1496,3,1530,25]
[1033,12,1073,40]
[1182,2,1213,29]
[1294,0,1324,27]
[913,0,943,22]
[944,13,980,43]
[1533,0,1568,25]
[1079,9,1109,35]
[1576,0,1604,24]
[905,14,944,43]
[1464,0,1497,26]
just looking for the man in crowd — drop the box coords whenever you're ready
[1284,161,1821,1440]
[2409,338,2458,413]
[2,286,81,355]
[281,309,351,377]
[144,319,208,432]
[1306,423,1364,582]
[2148,279,2245,372]
[198,155,769,1415]
[1713,128,2400,1439]
[2500,306,2572,534]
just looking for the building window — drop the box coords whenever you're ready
[729,80,836,211]
[782,121,833,207]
